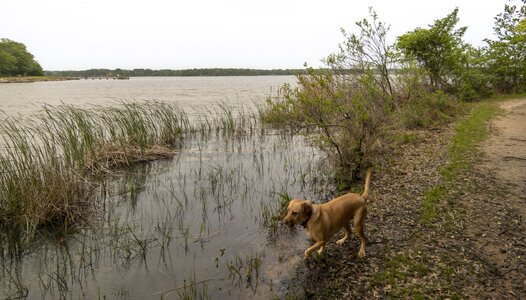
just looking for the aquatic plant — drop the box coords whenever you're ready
[0,117,94,242]
[0,98,267,249]
[0,101,191,241]
[37,101,189,171]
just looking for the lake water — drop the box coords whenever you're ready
[0,77,335,299]
[0,76,295,115]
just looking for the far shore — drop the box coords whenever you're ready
[0,76,80,84]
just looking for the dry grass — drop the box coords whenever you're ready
[85,142,177,171]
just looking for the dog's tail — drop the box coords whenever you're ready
[362,167,372,200]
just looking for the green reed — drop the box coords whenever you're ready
[0,100,261,247]
[0,117,93,241]
[38,101,191,170]
[0,101,192,241]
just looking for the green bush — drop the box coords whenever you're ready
[399,91,460,129]
[262,67,389,185]
[456,70,494,101]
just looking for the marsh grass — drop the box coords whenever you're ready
[0,100,259,243]
[0,112,334,299]
[260,192,292,232]
[175,278,211,300]
[0,262,29,299]
[0,117,95,241]
[226,251,263,290]
[194,102,259,139]
[37,101,189,171]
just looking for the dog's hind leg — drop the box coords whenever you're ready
[354,208,367,258]
[336,224,352,245]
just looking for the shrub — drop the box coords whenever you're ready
[398,91,460,129]
[261,9,468,187]
[262,67,388,185]
[456,71,494,101]
[262,10,398,185]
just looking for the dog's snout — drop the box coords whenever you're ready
[282,217,292,227]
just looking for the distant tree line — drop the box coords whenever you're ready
[0,39,44,76]
[45,68,307,77]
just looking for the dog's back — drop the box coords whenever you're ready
[319,168,372,228]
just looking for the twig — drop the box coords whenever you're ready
[503,156,526,161]
[153,278,216,296]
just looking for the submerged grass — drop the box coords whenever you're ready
[225,251,263,290]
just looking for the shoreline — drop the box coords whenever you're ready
[0,76,80,83]
[286,97,526,299]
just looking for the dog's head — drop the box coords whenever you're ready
[283,199,313,227]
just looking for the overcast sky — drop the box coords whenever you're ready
[2,0,517,70]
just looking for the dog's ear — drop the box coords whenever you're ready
[302,201,312,217]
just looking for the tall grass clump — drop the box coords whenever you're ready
[0,118,94,242]
[194,102,259,138]
[0,100,191,241]
[38,101,190,171]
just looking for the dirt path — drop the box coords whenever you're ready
[287,98,526,299]
[483,99,526,196]
[470,98,526,298]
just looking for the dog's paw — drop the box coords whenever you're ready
[336,238,347,245]
[357,249,366,258]
[304,251,309,259]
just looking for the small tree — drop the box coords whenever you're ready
[485,2,526,93]
[397,9,467,91]
[263,9,394,185]
[454,44,494,100]
[326,7,396,102]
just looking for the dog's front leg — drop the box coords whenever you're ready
[304,241,326,258]
[336,224,352,245]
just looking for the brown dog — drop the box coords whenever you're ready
[283,168,372,258]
